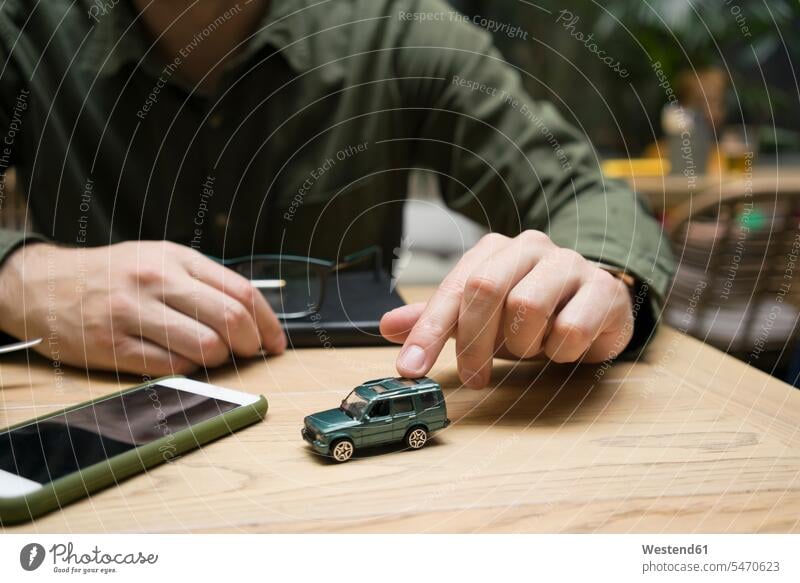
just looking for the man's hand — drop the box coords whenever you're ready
[380,231,634,388]
[0,241,286,375]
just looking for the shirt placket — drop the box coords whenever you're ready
[194,89,231,253]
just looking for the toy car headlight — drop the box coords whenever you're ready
[316,432,323,441]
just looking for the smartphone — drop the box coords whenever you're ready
[0,376,267,525]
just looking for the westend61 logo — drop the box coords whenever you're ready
[19,542,158,575]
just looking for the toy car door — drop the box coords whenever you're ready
[361,399,393,445]
[390,396,416,440]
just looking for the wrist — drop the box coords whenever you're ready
[0,242,52,336]
[593,262,656,358]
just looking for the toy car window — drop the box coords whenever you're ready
[393,396,414,414]
[393,379,418,387]
[377,379,417,390]
[341,390,369,419]
[419,392,437,409]
[369,400,390,418]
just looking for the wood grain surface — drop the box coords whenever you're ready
[1,288,799,533]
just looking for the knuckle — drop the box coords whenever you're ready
[506,291,549,321]
[519,229,551,247]
[222,301,249,330]
[84,316,113,347]
[111,333,134,355]
[555,320,593,349]
[107,292,133,315]
[504,293,526,318]
[437,278,465,301]
[164,245,188,263]
[469,233,509,258]
[227,278,256,305]
[457,347,481,364]
[198,330,226,358]
[553,247,583,265]
[413,318,450,344]
[478,232,509,247]
[134,265,164,287]
[464,274,504,303]
[544,249,585,276]
[589,267,618,288]
[91,328,114,349]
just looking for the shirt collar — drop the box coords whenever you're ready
[227,0,312,73]
[82,0,312,78]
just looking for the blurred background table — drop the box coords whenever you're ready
[622,167,800,216]
[2,287,799,533]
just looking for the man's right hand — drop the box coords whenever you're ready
[0,241,286,375]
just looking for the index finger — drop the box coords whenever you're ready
[396,234,507,377]
[181,252,286,354]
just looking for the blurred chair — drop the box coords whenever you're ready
[664,175,800,381]
[395,171,486,286]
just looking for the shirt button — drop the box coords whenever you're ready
[209,112,224,129]
[214,213,228,229]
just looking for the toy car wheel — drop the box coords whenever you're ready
[406,427,428,450]
[331,439,354,462]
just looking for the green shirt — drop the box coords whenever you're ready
[0,0,674,345]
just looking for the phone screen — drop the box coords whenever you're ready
[0,383,239,485]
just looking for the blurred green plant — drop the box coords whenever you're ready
[596,0,799,120]
[450,0,799,152]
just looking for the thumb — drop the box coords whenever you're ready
[379,302,426,344]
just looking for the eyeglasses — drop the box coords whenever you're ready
[210,246,382,320]
[0,337,42,355]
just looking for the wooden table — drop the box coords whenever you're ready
[2,287,799,533]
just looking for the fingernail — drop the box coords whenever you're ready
[277,333,288,352]
[398,344,426,375]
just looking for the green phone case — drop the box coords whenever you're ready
[0,375,268,525]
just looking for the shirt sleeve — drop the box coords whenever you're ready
[393,0,674,353]
[0,11,47,266]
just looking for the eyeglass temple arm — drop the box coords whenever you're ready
[334,245,383,279]
[204,254,289,289]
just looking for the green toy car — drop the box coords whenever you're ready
[302,377,450,462]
